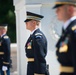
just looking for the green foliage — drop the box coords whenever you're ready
[0,0,16,43]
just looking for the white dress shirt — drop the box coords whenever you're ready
[63,16,76,30]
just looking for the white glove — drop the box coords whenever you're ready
[2,66,8,71]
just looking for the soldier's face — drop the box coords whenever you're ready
[25,20,36,31]
[56,5,70,22]
[26,21,32,30]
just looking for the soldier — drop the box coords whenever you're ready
[53,0,76,75]
[24,11,49,75]
[0,24,11,75]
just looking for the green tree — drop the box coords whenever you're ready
[0,0,16,43]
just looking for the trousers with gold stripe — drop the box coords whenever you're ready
[27,59,46,75]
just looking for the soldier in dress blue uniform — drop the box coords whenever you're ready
[24,11,49,75]
[53,0,76,75]
[0,24,11,75]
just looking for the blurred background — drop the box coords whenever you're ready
[0,0,16,43]
[0,1,17,74]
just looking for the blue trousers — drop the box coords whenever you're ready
[27,62,34,75]
[0,69,10,75]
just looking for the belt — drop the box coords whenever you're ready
[0,52,4,55]
[27,58,34,62]
[60,65,74,73]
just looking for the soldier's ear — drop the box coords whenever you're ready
[68,5,74,14]
[32,20,37,25]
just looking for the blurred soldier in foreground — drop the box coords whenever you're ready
[53,0,76,75]
[0,24,11,75]
[24,11,49,75]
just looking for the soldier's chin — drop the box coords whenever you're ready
[26,27,28,30]
[26,28,30,31]
[57,17,63,21]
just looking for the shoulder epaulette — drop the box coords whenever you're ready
[3,36,9,39]
[35,33,42,36]
[71,25,76,31]
[35,33,42,38]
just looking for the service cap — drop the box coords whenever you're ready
[24,11,44,22]
[53,0,76,9]
[0,24,8,29]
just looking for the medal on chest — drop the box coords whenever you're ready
[59,37,69,53]
[27,40,32,49]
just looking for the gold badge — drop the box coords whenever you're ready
[72,25,76,31]
[27,45,32,49]
[59,44,68,53]
[27,41,32,49]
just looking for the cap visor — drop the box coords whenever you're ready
[53,4,64,9]
[24,19,32,22]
